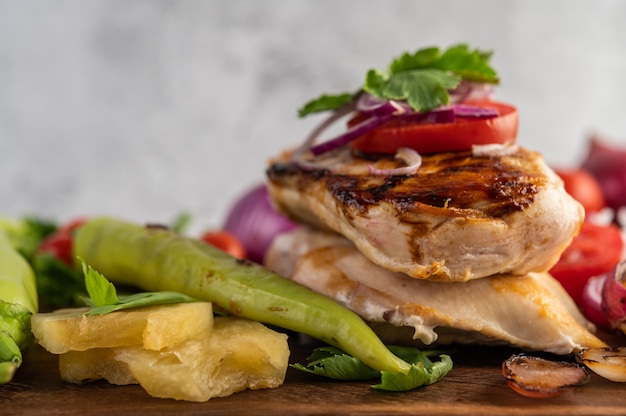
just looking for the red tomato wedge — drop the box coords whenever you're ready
[550,222,624,306]
[348,101,518,154]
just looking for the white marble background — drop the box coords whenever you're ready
[1,0,625,231]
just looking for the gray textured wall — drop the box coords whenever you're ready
[2,0,625,230]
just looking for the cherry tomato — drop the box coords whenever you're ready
[549,222,624,306]
[37,217,87,265]
[348,101,518,154]
[554,168,606,213]
[199,230,247,259]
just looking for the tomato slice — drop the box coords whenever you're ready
[348,101,518,154]
[550,222,624,306]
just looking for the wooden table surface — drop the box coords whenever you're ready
[2,331,626,416]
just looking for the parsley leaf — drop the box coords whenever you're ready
[432,44,498,83]
[298,92,355,118]
[290,346,380,380]
[82,259,118,306]
[291,344,453,391]
[364,69,460,112]
[298,43,498,116]
[84,291,197,316]
[388,46,441,73]
[374,346,453,390]
[78,257,196,316]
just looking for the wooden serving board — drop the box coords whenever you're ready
[2,332,626,416]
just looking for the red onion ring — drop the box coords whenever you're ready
[356,93,409,116]
[368,147,422,176]
[291,101,357,161]
[310,114,394,156]
[396,106,456,124]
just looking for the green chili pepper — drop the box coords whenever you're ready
[0,230,38,384]
[74,217,411,374]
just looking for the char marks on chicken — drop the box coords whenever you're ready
[266,146,583,282]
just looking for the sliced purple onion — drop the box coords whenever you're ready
[396,106,456,124]
[356,93,410,117]
[368,147,422,176]
[308,105,456,157]
[452,104,499,118]
[291,100,357,161]
[309,114,393,156]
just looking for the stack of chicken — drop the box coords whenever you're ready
[262,44,607,355]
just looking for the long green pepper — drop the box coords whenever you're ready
[0,230,38,384]
[74,217,411,374]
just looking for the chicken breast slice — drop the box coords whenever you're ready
[265,227,606,354]
[266,146,584,282]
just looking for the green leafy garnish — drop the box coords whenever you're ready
[82,259,118,306]
[291,346,380,380]
[297,93,355,118]
[374,345,453,391]
[78,258,196,315]
[365,68,460,112]
[291,344,453,391]
[298,43,498,117]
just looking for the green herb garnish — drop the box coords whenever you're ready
[298,43,498,117]
[291,344,453,391]
[297,93,355,118]
[79,257,196,315]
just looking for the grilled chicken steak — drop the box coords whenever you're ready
[266,145,583,282]
[265,227,606,354]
